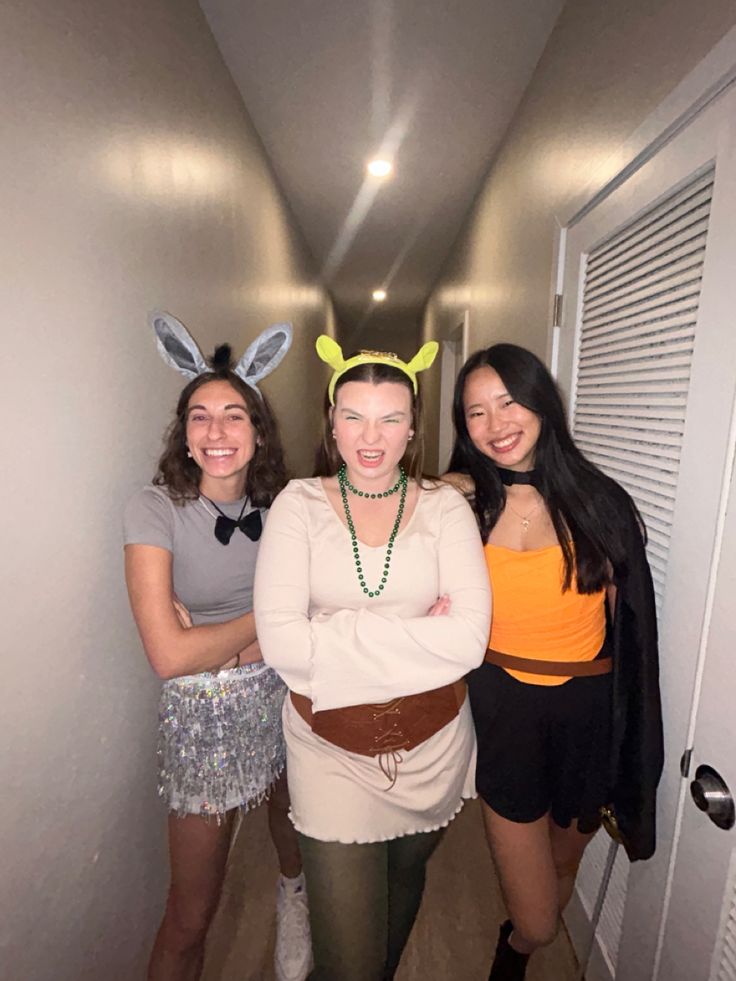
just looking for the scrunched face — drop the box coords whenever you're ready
[331,380,414,487]
[185,379,257,497]
[463,366,541,472]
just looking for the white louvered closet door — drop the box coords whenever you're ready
[563,168,714,981]
[570,175,713,975]
[572,169,713,609]
[556,77,736,981]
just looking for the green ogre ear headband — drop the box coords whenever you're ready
[315,334,438,404]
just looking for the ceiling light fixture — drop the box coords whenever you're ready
[367,159,393,178]
[372,289,387,302]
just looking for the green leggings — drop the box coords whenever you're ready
[298,828,443,981]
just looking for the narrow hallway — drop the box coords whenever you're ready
[5,2,736,979]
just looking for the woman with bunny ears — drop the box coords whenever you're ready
[123,314,311,981]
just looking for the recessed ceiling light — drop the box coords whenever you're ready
[372,289,387,302]
[367,159,393,178]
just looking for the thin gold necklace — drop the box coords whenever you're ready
[505,496,541,532]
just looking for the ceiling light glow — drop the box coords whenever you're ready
[367,159,393,178]
[372,289,387,302]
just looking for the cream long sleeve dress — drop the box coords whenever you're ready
[254,478,491,843]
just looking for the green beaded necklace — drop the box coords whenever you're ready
[340,467,403,499]
[338,464,408,598]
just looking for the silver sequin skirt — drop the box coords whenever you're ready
[158,662,287,820]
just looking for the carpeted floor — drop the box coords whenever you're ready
[203,798,578,981]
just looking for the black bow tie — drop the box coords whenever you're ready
[214,508,262,546]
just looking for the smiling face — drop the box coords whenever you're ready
[185,379,257,499]
[463,365,541,471]
[332,380,414,488]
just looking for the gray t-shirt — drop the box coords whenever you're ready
[123,485,264,624]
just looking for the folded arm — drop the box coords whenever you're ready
[125,544,258,679]
[255,485,491,710]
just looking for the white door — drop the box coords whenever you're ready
[657,432,736,980]
[555,80,736,981]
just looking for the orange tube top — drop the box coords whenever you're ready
[484,543,606,686]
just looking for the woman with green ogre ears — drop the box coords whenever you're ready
[254,336,492,981]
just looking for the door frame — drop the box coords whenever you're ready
[548,29,736,981]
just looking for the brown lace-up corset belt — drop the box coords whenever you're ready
[290,681,466,758]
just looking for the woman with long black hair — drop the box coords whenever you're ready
[446,343,663,980]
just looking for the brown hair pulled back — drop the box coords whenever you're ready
[313,361,427,480]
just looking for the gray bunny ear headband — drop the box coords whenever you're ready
[149,310,293,396]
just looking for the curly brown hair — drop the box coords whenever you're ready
[154,367,287,507]
[312,361,428,481]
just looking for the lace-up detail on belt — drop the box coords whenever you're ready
[290,683,466,788]
[371,699,408,789]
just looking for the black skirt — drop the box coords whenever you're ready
[467,661,612,832]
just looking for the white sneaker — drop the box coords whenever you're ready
[274,873,313,981]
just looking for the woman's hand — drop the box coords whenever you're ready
[173,596,234,671]
[220,640,262,673]
[427,594,451,617]
[172,596,193,629]
[171,597,260,672]
[239,639,263,664]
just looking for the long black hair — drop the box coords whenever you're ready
[448,343,639,592]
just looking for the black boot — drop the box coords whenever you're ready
[488,920,530,981]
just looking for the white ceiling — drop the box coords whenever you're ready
[200,0,564,345]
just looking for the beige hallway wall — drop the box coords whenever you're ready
[421,0,736,469]
[0,2,332,978]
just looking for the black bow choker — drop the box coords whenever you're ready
[497,467,541,489]
[201,496,263,545]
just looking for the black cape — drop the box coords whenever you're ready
[607,497,664,861]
